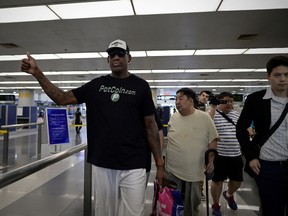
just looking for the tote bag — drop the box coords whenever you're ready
[156,185,184,216]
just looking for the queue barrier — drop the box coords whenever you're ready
[0,143,92,216]
[0,122,43,169]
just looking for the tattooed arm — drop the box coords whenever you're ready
[21,54,77,105]
[144,115,165,185]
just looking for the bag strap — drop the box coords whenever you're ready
[259,103,288,147]
[216,109,236,126]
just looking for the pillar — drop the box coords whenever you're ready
[18,89,35,107]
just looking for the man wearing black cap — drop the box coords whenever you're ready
[20,39,164,216]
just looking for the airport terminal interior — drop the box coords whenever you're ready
[1,0,288,216]
[0,125,261,216]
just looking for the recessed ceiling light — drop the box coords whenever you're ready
[130,70,152,74]
[195,49,247,55]
[206,79,232,82]
[244,47,288,54]
[219,69,254,72]
[130,51,147,57]
[133,0,220,15]
[31,54,60,60]
[49,0,134,19]
[147,50,195,56]
[185,69,219,72]
[152,69,185,73]
[56,53,102,59]
[0,6,59,23]
[219,0,288,11]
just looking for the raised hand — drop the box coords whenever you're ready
[20,53,39,75]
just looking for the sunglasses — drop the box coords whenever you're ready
[108,49,127,58]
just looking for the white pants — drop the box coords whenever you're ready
[92,166,146,216]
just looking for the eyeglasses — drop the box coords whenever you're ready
[108,49,127,58]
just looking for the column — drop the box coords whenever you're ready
[18,89,35,107]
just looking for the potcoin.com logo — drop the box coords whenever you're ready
[111,93,120,102]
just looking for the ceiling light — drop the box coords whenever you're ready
[0,81,38,84]
[179,80,205,82]
[0,55,27,61]
[56,53,102,59]
[244,47,288,54]
[197,85,219,88]
[130,70,152,74]
[155,80,180,82]
[130,51,147,57]
[218,0,288,11]
[51,81,86,84]
[219,69,254,72]
[22,86,43,89]
[43,71,89,75]
[0,6,59,23]
[232,79,260,82]
[152,69,185,73]
[49,0,134,19]
[31,54,60,60]
[0,72,28,76]
[254,69,266,72]
[195,49,247,55]
[99,52,108,57]
[206,79,232,82]
[147,50,195,56]
[185,69,219,72]
[133,0,220,15]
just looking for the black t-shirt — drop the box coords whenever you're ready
[72,74,155,170]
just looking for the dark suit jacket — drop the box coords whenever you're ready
[236,89,271,162]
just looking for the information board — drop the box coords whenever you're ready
[46,107,70,145]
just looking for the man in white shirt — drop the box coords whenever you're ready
[166,88,219,216]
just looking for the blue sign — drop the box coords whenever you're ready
[46,108,70,145]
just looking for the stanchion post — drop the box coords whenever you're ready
[37,124,42,157]
[84,148,92,216]
[2,130,9,167]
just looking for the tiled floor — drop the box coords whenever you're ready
[0,126,261,216]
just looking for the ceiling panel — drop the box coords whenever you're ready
[0,0,288,95]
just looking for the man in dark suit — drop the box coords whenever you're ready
[236,55,288,216]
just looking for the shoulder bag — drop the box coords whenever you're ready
[216,109,236,126]
[245,103,288,177]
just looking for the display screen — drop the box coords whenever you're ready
[0,95,15,101]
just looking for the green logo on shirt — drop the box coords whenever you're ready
[111,93,120,102]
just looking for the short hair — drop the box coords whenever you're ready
[266,56,288,75]
[218,92,233,99]
[176,88,197,101]
[199,90,211,96]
